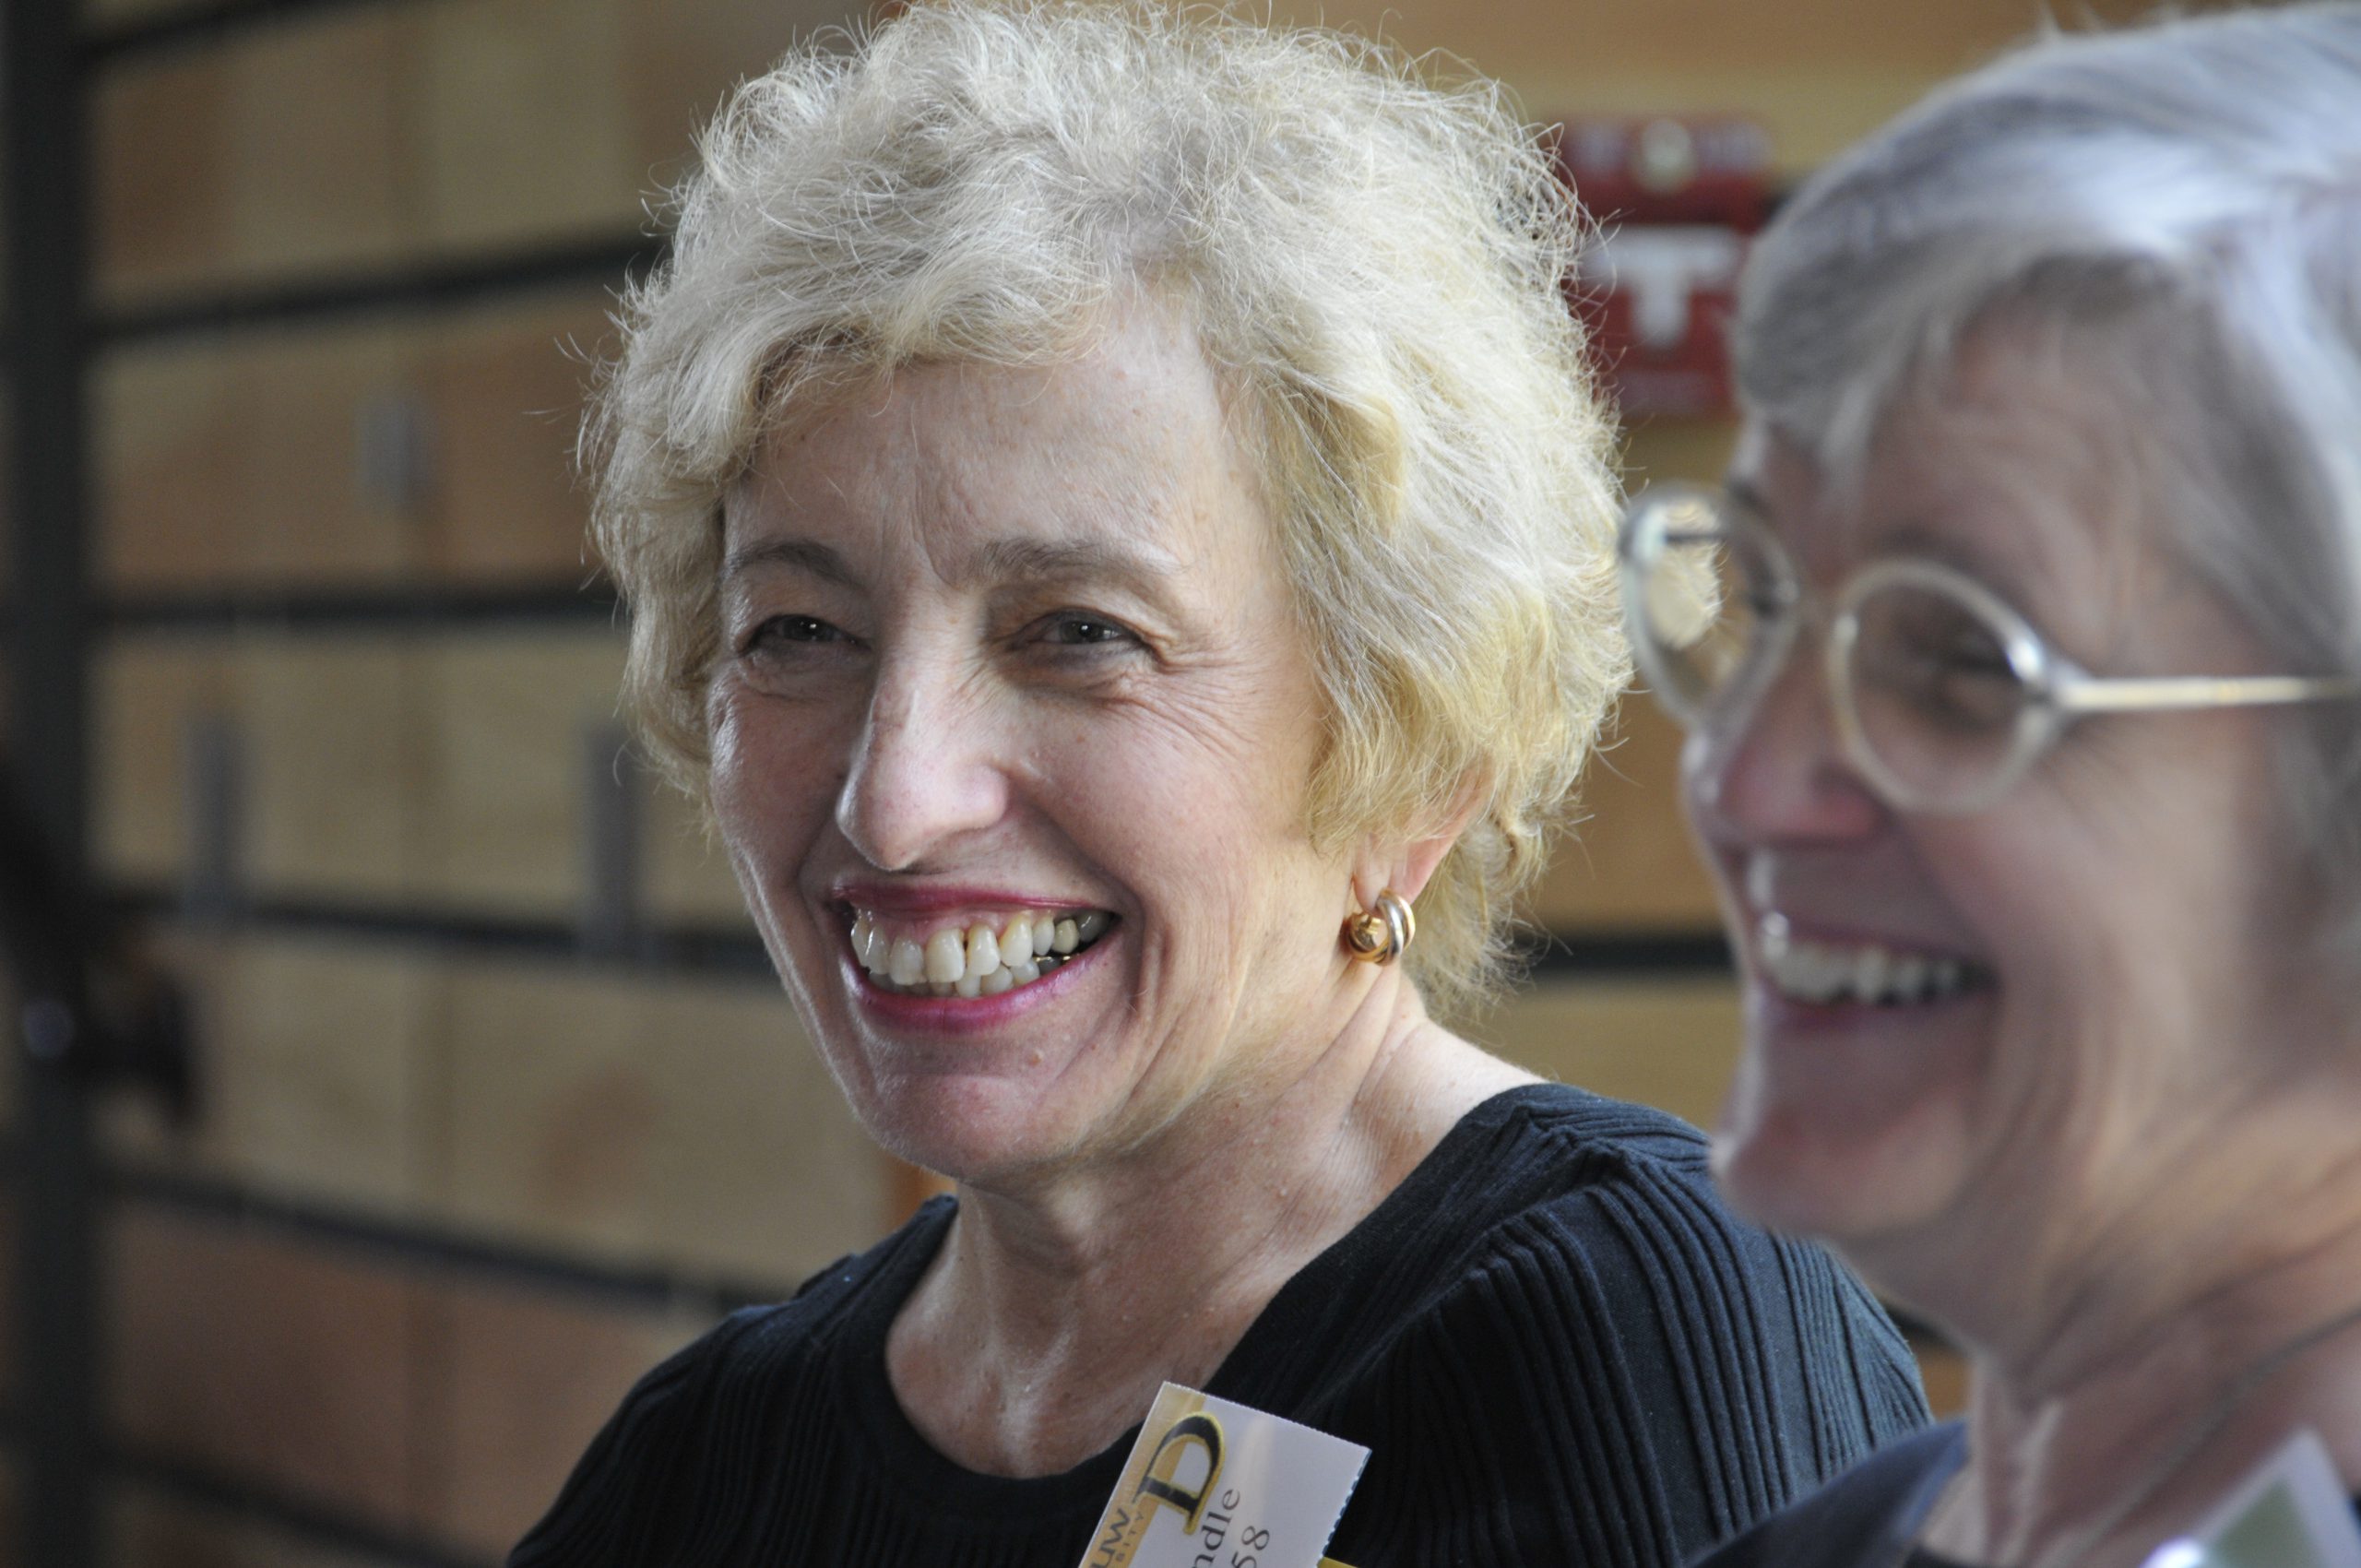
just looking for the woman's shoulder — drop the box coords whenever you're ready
[505,1199,956,1567]
[1274,1078,1932,1361]
[1302,1083,1905,1348]
[1443,1083,1848,1281]
[1473,1077,1715,1167]
[1685,1422,1968,1568]
[1415,1080,1745,1247]
[1294,1082,1932,1563]
[1438,1082,1928,1421]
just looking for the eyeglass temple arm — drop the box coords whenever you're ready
[2051,672,2361,715]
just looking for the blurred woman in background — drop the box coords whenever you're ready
[513,3,1925,1565]
[1619,7,2361,1565]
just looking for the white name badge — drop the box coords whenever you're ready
[2141,1430,2361,1568]
[1079,1383,1370,1568]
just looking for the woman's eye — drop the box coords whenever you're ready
[1037,612,1139,648]
[742,614,845,652]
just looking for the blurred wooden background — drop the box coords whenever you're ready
[1,0,2227,1559]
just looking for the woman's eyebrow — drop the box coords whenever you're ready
[722,538,860,587]
[721,534,1185,600]
[971,537,1180,592]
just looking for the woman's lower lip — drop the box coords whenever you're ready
[1750,981,1992,1031]
[843,936,1102,1029]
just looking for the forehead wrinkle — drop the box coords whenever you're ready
[725,394,944,588]
[726,313,1240,601]
[965,535,1185,595]
[720,536,862,588]
[914,420,1205,598]
[1746,407,2087,606]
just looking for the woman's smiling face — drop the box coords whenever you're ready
[710,306,1354,1185]
[1687,334,2329,1309]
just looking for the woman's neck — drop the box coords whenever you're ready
[884,973,1535,1478]
[1924,1229,2361,1568]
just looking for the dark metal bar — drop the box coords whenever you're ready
[578,721,645,958]
[5,0,101,1559]
[104,1442,495,1568]
[180,715,244,925]
[96,236,660,349]
[102,885,778,978]
[105,579,623,633]
[86,0,418,68]
[111,1165,773,1316]
[1518,930,1733,978]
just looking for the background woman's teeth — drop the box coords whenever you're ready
[1851,948,1892,1004]
[924,929,966,984]
[1762,931,1977,1005]
[999,916,1035,967]
[1051,918,1079,955]
[1012,958,1040,985]
[889,938,924,986]
[964,922,1000,979]
[980,967,1014,995]
[955,972,982,998]
[1076,910,1108,943]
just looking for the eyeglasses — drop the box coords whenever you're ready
[1618,483,2361,814]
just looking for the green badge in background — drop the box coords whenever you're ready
[2142,1431,2361,1568]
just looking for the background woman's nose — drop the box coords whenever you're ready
[835,659,1014,871]
[1683,654,1885,848]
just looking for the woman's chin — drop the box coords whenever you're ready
[849,1069,1100,1187]
[1709,1039,1980,1252]
[1709,1113,1949,1245]
[802,939,1136,1178]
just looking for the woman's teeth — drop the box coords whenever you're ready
[849,909,1110,998]
[1758,915,1982,1006]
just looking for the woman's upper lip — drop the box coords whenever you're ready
[1738,859,1989,964]
[826,879,1100,916]
[1754,909,1983,958]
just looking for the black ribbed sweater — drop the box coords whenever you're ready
[512,1085,1928,1568]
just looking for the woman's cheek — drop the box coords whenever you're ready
[706,686,772,837]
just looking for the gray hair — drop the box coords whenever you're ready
[1733,3,2361,947]
[586,0,1626,1017]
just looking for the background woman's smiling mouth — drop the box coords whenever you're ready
[1756,912,1992,1008]
[848,908,1115,997]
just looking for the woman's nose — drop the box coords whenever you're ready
[1682,647,1885,849]
[835,655,1014,872]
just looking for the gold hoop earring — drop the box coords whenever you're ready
[1342,888,1415,967]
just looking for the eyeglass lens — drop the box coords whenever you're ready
[1631,497,1779,721]
[1842,579,2035,805]
[1629,498,2041,808]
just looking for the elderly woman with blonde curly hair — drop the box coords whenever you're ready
[511,6,1925,1565]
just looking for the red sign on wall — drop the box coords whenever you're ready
[1554,116,1771,418]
